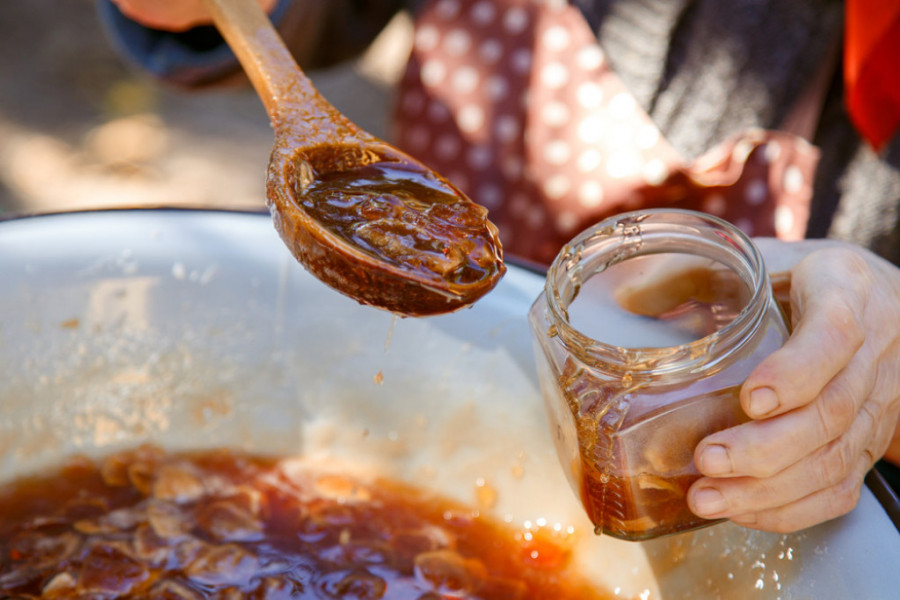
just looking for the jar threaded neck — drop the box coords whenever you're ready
[543,209,771,380]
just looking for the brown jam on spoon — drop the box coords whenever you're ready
[203,0,505,316]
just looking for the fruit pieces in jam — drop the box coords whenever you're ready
[0,445,616,599]
[561,358,749,541]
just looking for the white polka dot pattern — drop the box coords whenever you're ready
[471,2,496,25]
[763,140,783,163]
[435,134,461,160]
[467,145,492,169]
[576,81,603,108]
[783,165,805,194]
[642,159,668,186]
[435,0,461,20]
[703,194,727,216]
[542,102,570,127]
[540,62,569,88]
[456,104,485,133]
[415,26,438,52]
[444,29,472,55]
[503,6,529,34]
[393,0,819,264]
[420,59,446,87]
[510,48,532,73]
[745,179,768,205]
[479,38,503,63]
[578,180,604,207]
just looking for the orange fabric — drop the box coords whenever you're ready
[845,0,900,150]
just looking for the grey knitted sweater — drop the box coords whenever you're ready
[582,0,900,263]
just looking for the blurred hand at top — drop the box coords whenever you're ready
[111,0,277,32]
[618,238,900,533]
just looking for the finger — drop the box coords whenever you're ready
[690,398,880,519]
[688,447,871,533]
[727,447,873,534]
[740,249,868,419]
[696,347,876,478]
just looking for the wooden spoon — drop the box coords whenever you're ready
[201,0,505,316]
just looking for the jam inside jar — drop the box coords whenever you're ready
[528,209,790,541]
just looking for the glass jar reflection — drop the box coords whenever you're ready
[529,209,790,541]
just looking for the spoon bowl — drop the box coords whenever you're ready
[202,0,505,316]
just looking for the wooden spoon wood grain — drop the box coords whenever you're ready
[201,0,505,316]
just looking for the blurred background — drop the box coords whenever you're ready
[0,0,413,215]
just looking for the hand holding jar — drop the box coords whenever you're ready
[675,239,900,533]
[616,236,900,533]
[531,210,900,541]
[530,210,792,541]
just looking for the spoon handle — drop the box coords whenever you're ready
[201,0,351,135]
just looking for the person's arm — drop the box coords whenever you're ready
[109,0,279,32]
[96,0,407,88]
[96,0,287,88]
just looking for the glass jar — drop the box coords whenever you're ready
[528,209,790,541]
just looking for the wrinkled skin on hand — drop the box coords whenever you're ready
[111,0,276,31]
[618,238,900,533]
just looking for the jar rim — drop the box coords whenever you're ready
[542,209,771,377]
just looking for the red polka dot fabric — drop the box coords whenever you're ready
[393,0,818,265]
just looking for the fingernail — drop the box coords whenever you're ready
[691,487,728,517]
[698,444,733,476]
[749,387,779,417]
